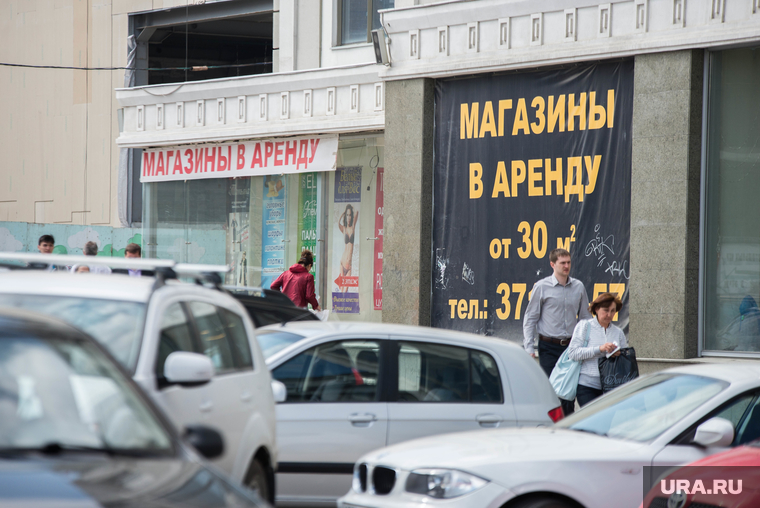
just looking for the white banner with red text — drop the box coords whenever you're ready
[140,135,338,183]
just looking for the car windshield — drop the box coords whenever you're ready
[0,295,146,371]
[257,330,306,359]
[555,374,727,442]
[0,333,173,454]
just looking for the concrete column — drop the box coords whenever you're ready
[382,79,435,326]
[629,50,703,360]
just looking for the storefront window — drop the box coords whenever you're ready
[143,134,384,322]
[703,47,760,354]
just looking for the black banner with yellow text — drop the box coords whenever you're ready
[432,60,633,341]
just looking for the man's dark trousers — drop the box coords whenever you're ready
[538,340,575,416]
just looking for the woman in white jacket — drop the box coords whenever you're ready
[567,292,627,407]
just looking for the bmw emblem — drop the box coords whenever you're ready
[667,490,687,508]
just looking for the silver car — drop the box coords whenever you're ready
[256,321,562,507]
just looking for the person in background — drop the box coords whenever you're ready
[523,248,592,416]
[567,292,627,407]
[75,241,111,274]
[112,243,153,277]
[37,235,55,254]
[271,250,321,311]
[74,265,90,273]
[35,235,58,271]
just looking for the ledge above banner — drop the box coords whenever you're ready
[140,135,339,183]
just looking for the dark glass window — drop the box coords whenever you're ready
[396,342,503,403]
[272,340,380,402]
[189,302,236,374]
[703,47,760,354]
[156,303,197,378]
[340,0,394,45]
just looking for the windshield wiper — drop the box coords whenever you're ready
[570,428,609,438]
[0,442,156,457]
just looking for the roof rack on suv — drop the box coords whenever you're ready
[0,253,230,290]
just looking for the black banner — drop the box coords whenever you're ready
[432,60,633,341]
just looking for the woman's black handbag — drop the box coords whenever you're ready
[598,347,639,393]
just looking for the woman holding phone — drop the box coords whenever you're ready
[567,292,627,407]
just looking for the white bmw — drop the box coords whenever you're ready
[339,363,760,508]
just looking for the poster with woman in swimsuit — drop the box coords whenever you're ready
[331,167,361,313]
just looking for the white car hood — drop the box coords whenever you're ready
[364,427,647,477]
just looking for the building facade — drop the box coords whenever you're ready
[377,0,760,369]
[3,0,760,365]
[114,0,388,321]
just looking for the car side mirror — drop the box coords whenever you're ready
[693,417,734,447]
[184,425,224,459]
[272,380,287,403]
[165,352,215,387]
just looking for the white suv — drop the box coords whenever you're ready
[0,254,278,503]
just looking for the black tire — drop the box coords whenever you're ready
[510,497,575,508]
[245,458,271,504]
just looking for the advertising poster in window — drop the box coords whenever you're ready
[432,61,633,341]
[261,174,287,290]
[373,168,384,310]
[332,167,361,313]
[227,178,251,286]
[298,173,319,289]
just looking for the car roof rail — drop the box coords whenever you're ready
[0,253,232,292]
[174,264,230,290]
[0,252,176,271]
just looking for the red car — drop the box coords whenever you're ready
[641,443,760,508]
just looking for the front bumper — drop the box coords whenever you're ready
[338,479,511,508]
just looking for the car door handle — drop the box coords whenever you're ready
[476,414,502,427]
[349,413,377,426]
[240,391,253,402]
[199,400,214,413]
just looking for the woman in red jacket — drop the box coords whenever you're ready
[270,250,321,311]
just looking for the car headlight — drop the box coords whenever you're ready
[405,468,488,499]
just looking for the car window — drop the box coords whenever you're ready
[471,350,503,403]
[0,294,146,371]
[257,330,306,359]
[678,391,760,447]
[188,302,236,374]
[556,374,727,443]
[156,303,197,378]
[397,342,469,402]
[734,395,760,445]
[272,340,381,403]
[396,342,502,403]
[0,334,172,453]
[219,309,253,369]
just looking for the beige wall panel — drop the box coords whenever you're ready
[0,69,15,203]
[50,116,75,223]
[88,1,114,228]
[19,9,39,67]
[73,0,91,104]
[110,12,129,226]
[296,0,321,70]
[87,113,113,224]
[16,1,37,14]
[70,104,88,213]
[113,0,152,15]
[0,202,20,223]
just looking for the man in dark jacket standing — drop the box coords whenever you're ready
[271,250,321,311]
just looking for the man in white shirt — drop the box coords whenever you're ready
[523,248,591,415]
[113,243,153,277]
[78,241,112,274]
